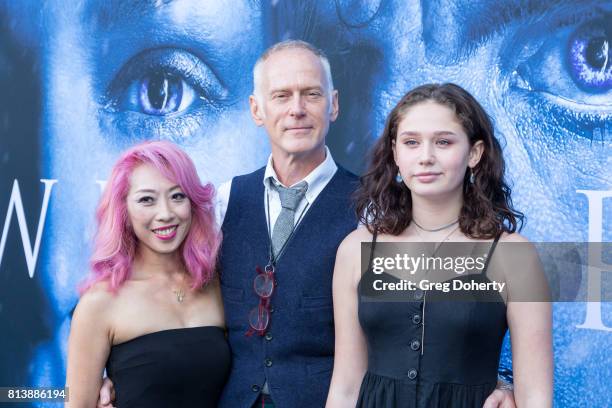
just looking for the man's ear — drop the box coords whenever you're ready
[329,89,339,122]
[249,95,265,126]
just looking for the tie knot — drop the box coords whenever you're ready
[274,181,308,211]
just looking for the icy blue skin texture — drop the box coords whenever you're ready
[308,1,611,406]
[1,0,270,391]
[1,1,610,406]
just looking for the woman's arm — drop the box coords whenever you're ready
[326,231,369,408]
[503,235,553,407]
[65,288,113,408]
[507,301,553,407]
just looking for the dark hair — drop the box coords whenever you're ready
[355,83,523,239]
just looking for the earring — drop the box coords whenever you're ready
[396,171,403,183]
[469,169,475,184]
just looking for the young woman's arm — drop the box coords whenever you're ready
[503,235,553,407]
[65,288,113,408]
[326,230,369,408]
[507,301,553,407]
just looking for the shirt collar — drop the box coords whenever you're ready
[263,146,338,204]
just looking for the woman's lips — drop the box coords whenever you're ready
[414,172,441,183]
[152,225,178,240]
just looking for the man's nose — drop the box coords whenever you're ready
[288,94,306,117]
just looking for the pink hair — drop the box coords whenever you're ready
[80,140,221,294]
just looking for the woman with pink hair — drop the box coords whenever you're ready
[65,141,229,407]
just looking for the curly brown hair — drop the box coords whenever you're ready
[355,83,524,239]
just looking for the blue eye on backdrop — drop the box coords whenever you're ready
[508,10,612,105]
[107,48,227,115]
[137,71,194,115]
[503,8,611,143]
[103,48,231,141]
[568,19,611,92]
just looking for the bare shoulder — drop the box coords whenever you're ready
[73,281,115,323]
[499,231,530,243]
[492,232,535,261]
[338,226,374,252]
[492,232,541,278]
[495,231,536,257]
[335,227,374,281]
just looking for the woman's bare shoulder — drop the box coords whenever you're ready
[340,226,375,247]
[74,281,116,321]
[334,227,374,283]
[499,231,530,243]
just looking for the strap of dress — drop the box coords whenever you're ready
[367,230,379,271]
[481,233,502,277]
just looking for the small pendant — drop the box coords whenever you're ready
[173,289,185,303]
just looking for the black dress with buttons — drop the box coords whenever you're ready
[356,234,507,407]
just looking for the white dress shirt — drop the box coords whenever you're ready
[215,146,338,229]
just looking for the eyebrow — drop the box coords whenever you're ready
[269,85,325,94]
[133,185,181,194]
[90,0,176,30]
[399,131,458,137]
[421,0,596,63]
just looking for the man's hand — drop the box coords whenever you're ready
[483,388,516,408]
[96,377,116,408]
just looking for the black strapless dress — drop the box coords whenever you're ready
[357,234,508,407]
[106,326,230,407]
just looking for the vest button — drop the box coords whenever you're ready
[269,306,275,314]
[251,385,260,392]
[265,332,273,341]
[264,358,273,367]
[414,289,424,300]
[408,369,418,380]
[412,314,422,324]
[410,340,421,351]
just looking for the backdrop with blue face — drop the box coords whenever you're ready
[0,1,610,406]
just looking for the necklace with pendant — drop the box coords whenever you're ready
[173,287,185,303]
[173,276,187,303]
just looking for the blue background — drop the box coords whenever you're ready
[0,1,610,406]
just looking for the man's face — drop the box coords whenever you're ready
[0,0,268,385]
[249,48,339,160]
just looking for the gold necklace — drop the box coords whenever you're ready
[172,287,185,303]
[172,275,187,303]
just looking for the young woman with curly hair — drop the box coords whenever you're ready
[327,84,552,408]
